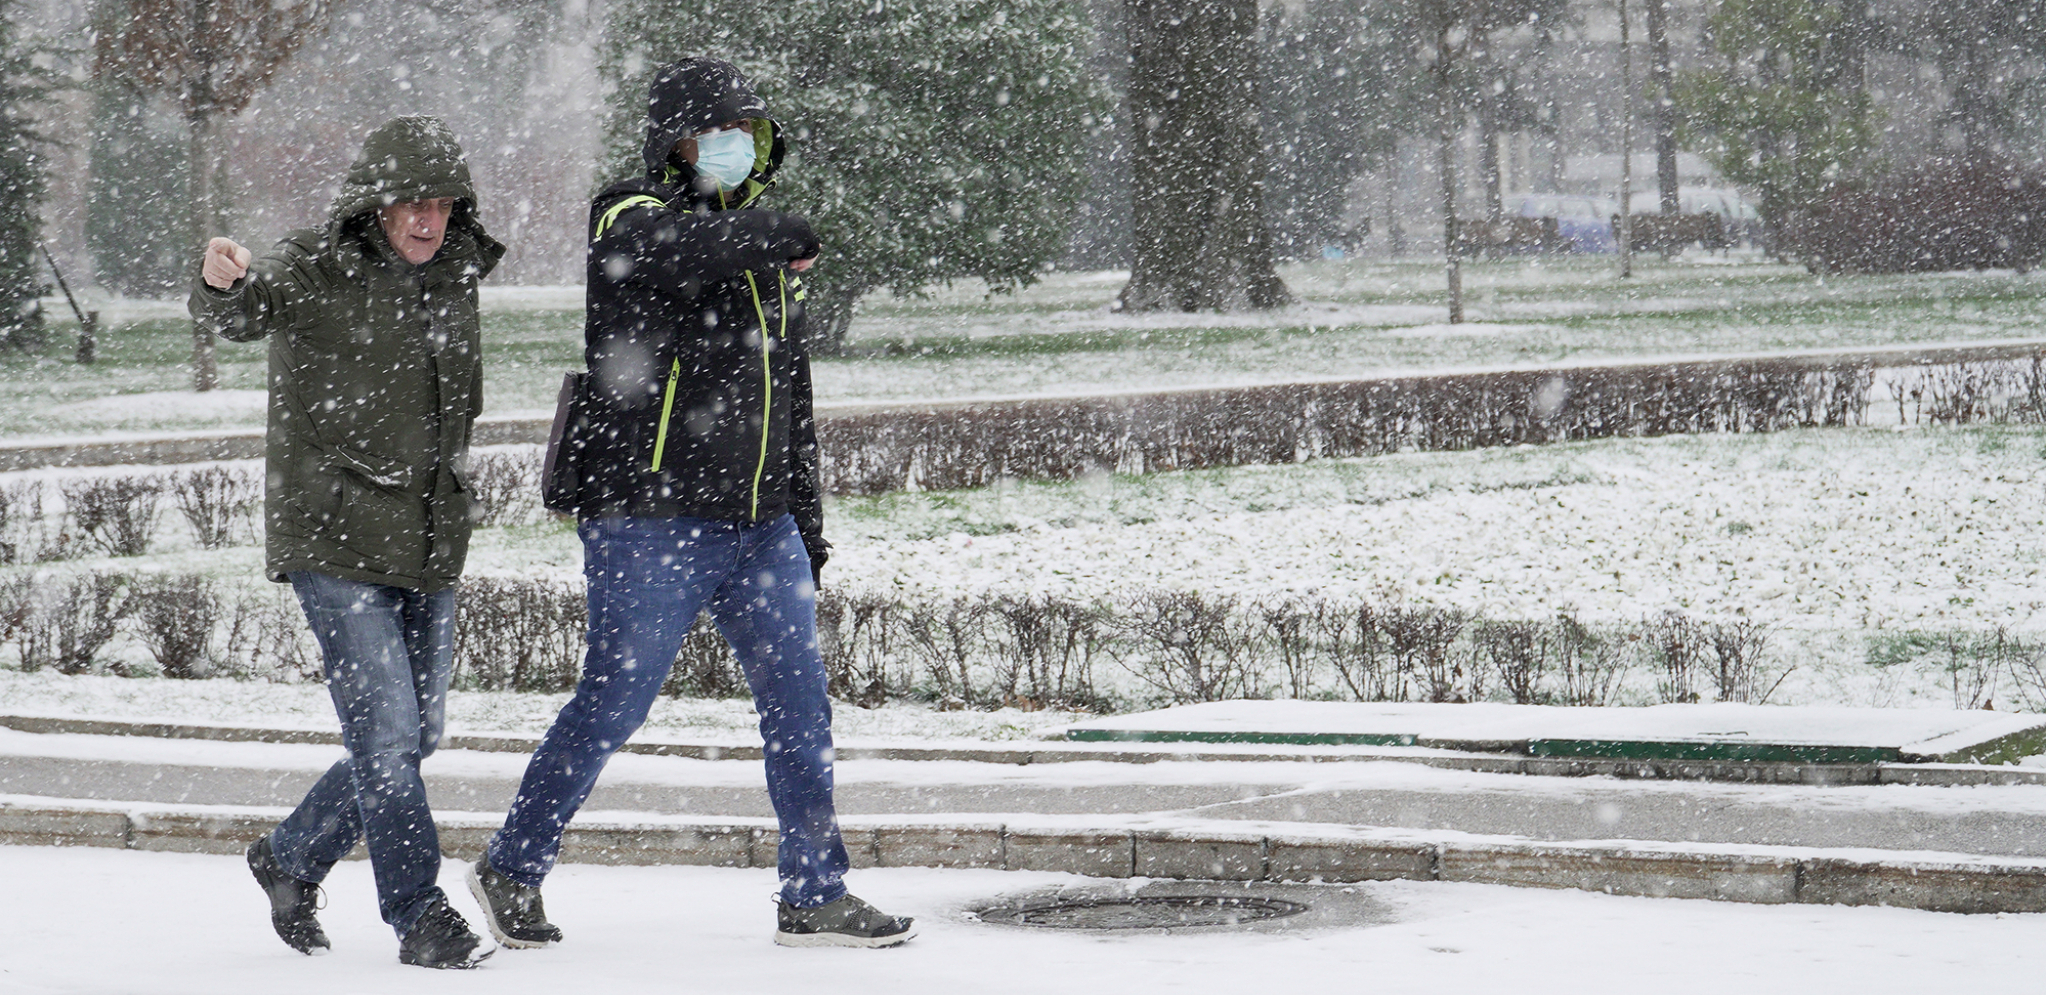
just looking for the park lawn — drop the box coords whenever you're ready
[3,255,2043,440]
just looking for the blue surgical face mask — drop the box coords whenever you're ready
[693,126,755,189]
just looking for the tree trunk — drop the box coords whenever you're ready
[1118,0,1290,313]
[1436,26,1462,324]
[186,108,218,392]
[1536,20,1563,195]
[185,0,218,392]
[1383,161,1406,257]
[1479,115,1503,223]
[1646,0,1678,214]
[1617,0,1634,279]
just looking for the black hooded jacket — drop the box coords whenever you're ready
[572,58,827,560]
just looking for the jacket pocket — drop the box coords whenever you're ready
[320,443,419,492]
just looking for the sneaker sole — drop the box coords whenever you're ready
[399,944,496,970]
[466,863,556,950]
[773,929,916,949]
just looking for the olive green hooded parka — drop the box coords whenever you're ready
[189,115,505,592]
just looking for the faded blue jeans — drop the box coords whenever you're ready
[269,571,455,937]
[487,514,848,907]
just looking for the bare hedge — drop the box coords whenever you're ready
[815,358,1880,495]
[0,355,2038,557]
[428,578,1787,712]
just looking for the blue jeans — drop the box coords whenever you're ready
[269,572,456,937]
[487,514,848,907]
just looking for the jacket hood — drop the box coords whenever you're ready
[326,115,501,276]
[329,116,479,226]
[641,58,780,184]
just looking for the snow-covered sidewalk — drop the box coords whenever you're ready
[1,847,2042,994]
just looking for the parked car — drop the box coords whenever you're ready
[1514,194,1621,253]
[1627,186,1764,247]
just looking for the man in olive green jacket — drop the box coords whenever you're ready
[189,115,503,970]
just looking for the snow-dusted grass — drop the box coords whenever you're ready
[830,422,2046,632]
[9,257,2044,440]
[3,847,2042,995]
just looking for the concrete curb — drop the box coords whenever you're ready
[7,712,2046,788]
[5,795,2043,916]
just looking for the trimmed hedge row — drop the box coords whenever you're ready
[1783,154,2046,275]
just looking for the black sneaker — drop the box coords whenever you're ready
[466,859,563,948]
[398,896,494,969]
[246,835,330,955]
[774,894,915,948]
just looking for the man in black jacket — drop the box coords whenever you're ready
[470,57,913,950]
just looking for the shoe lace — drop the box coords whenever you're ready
[291,883,326,917]
[417,899,466,938]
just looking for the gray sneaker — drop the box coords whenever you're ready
[466,859,563,948]
[774,894,915,948]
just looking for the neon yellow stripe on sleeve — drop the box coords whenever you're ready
[595,195,667,240]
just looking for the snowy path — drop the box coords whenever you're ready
[0,846,2041,994]
[11,730,2046,857]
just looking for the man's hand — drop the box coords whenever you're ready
[202,237,252,290]
[790,253,818,273]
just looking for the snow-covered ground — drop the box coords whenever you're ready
[824,423,2046,710]
[1,847,2040,994]
[834,424,2045,630]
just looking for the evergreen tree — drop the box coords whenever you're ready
[0,0,49,351]
[1672,0,1884,233]
[600,0,1106,351]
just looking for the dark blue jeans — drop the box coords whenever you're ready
[487,514,848,907]
[269,572,456,937]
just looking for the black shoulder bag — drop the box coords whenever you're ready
[541,370,591,514]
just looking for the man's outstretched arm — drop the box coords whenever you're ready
[188,235,317,343]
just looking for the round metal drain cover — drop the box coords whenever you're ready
[986,895,1309,930]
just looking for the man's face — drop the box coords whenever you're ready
[378,197,456,265]
[671,119,755,166]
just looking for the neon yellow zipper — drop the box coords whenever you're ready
[741,272,784,518]
[650,274,786,509]
[649,358,681,472]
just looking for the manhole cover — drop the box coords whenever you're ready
[982,895,1310,930]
